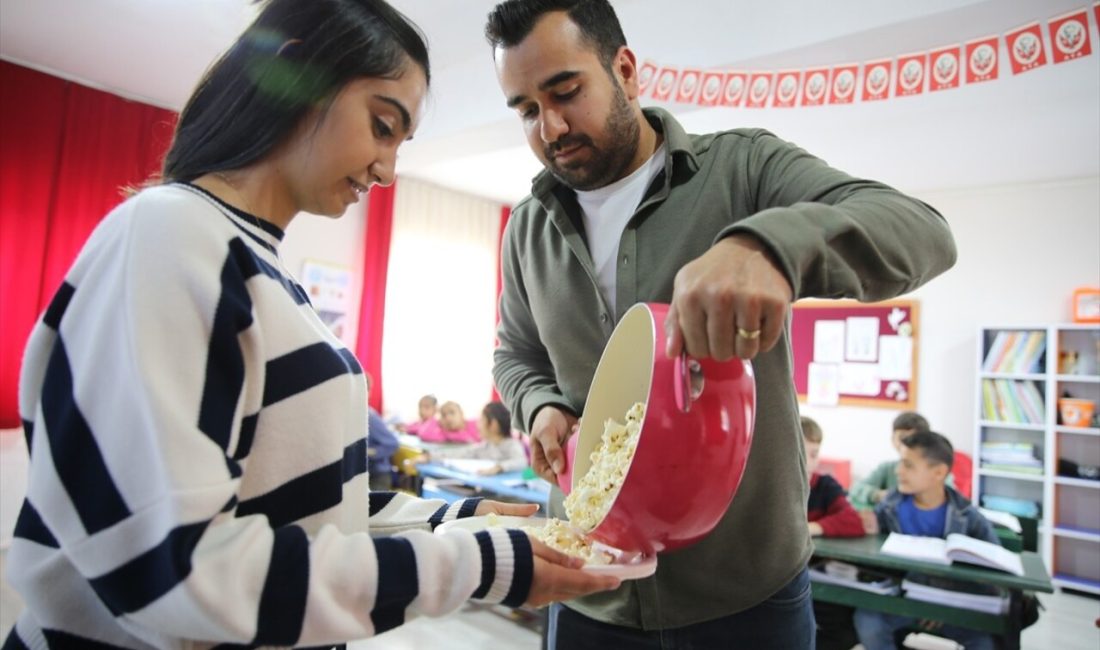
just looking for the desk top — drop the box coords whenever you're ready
[812,535,1053,593]
[417,462,551,505]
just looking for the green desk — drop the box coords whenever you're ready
[811,535,1053,650]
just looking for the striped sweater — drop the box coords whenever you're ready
[6,184,532,649]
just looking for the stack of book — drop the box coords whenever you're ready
[982,330,1046,374]
[808,560,901,595]
[902,580,1010,615]
[980,441,1043,475]
[980,379,1046,425]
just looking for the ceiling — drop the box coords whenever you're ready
[2,0,1097,205]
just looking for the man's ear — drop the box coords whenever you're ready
[616,46,640,100]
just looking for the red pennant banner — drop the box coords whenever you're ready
[696,71,726,106]
[862,59,892,101]
[895,52,927,97]
[929,45,962,91]
[637,60,658,96]
[828,64,859,104]
[721,72,747,107]
[676,68,702,103]
[773,70,802,107]
[965,36,1000,83]
[1005,22,1047,74]
[652,67,679,101]
[745,72,773,108]
[800,67,830,106]
[1049,9,1092,63]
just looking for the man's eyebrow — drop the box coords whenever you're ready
[374,95,411,135]
[505,70,580,108]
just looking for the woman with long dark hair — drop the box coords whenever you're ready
[6,1,617,647]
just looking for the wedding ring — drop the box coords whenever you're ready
[737,327,761,340]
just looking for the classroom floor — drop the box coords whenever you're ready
[1,548,1097,649]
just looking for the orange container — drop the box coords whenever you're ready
[1058,398,1095,428]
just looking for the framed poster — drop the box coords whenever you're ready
[791,299,919,409]
[300,260,353,341]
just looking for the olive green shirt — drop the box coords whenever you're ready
[493,107,957,629]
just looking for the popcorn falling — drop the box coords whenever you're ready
[525,402,645,563]
[565,402,645,532]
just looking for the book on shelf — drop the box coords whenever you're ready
[808,560,901,595]
[879,532,1025,576]
[980,495,1041,519]
[981,330,1046,374]
[980,379,1044,424]
[981,463,1043,475]
[901,579,1010,614]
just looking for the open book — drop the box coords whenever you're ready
[880,532,1024,576]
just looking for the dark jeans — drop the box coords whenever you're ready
[548,568,815,649]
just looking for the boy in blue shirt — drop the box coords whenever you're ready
[856,431,1000,650]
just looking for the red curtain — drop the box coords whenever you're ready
[0,61,176,428]
[490,205,512,403]
[356,182,397,412]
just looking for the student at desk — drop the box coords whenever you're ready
[857,431,1000,650]
[417,402,528,475]
[849,411,931,509]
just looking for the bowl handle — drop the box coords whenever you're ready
[673,353,705,413]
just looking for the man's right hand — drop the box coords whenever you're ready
[529,405,578,483]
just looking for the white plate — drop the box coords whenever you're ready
[435,516,657,580]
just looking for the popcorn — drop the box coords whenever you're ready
[524,519,614,565]
[564,402,645,532]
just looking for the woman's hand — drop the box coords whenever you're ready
[526,539,621,607]
[474,501,540,517]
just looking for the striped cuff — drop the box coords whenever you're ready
[470,528,533,607]
[427,498,482,530]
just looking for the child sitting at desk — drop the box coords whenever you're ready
[803,416,864,538]
[416,402,527,475]
[802,416,863,650]
[416,400,482,444]
[401,394,439,436]
[856,431,1000,650]
[849,411,931,509]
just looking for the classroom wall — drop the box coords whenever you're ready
[802,176,1100,479]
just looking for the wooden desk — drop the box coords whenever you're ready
[811,535,1052,650]
[416,462,551,507]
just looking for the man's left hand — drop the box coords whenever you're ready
[665,234,792,360]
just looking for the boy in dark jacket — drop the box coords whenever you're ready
[856,431,999,650]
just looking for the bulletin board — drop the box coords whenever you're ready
[791,299,918,409]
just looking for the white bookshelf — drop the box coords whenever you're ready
[975,324,1100,595]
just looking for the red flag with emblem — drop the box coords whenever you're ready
[1005,22,1048,74]
[1048,9,1092,64]
[771,70,801,108]
[744,72,773,108]
[800,67,830,106]
[676,68,701,103]
[637,60,658,96]
[827,64,859,104]
[965,36,1000,83]
[929,45,962,91]
[697,71,726,106]
[861,59,892,101]
[651,67,679,101]
[895,52,927,97]
[720,72,747,107]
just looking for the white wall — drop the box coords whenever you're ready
[802,176,1100,479]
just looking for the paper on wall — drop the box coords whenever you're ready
[807,362,840,406]
[878,335,913,380]
[845,317,880,361]
[839,362,881,396]
[813,320,845,363]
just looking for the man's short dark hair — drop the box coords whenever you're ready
[893,411,930,433]
[485,0,626,70]
[901,430,954,470]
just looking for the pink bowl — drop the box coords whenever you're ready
[558,303,756,556]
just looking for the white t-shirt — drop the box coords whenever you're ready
[575,143,667,310]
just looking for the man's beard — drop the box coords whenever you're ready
[545,82,641,191]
